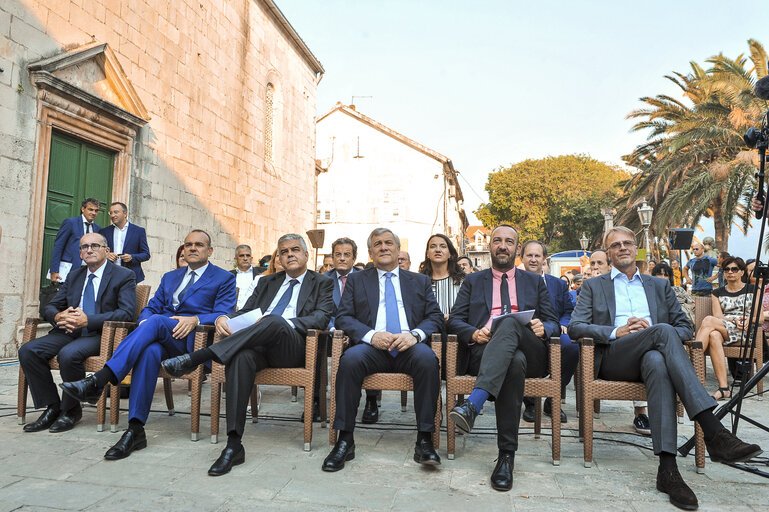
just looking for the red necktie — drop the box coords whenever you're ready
[339,275,347,294]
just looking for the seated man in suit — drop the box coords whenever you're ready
[569,226,761,510]
[100,202,151,284]
[230,244,259,310]
[49,198,102,284]
[20,233,136,433]
[322,228,444,472]
[520,240,577,423]
[448,225,560,491]
[162,234,334,475]
[61,230,236,460]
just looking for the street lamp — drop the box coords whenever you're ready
[637,199,654,263]
[579,232,589,256]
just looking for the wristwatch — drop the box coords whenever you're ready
[409,330,421,342]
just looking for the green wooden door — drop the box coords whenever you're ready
[41,131,114,286]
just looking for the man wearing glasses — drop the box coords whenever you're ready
[62,230,236,460]
[19,233,136,433]
[569,226,761,510]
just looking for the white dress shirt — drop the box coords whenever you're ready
[112,222,130,266]
[235,266,256,310]
[609,266,653,340]
[362,267,426,344]
[264,271,306,328]
[78,259,107,308]
[173,263,209,308]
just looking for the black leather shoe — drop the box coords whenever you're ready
[60,375,103,404]
[449,399,478,434]
[161,354,195,378]
[543,398,567,423]
[656,466,698,510]
[104,428,147,460]
[491,451,515,491]
[49,408,82,433]
[361,400,379,424]
[522,403,535,423]
[706,427,763,463]
[322,439,355,472]
[23,406,60,432]
[208,445,245,476]
[414,437,441,465]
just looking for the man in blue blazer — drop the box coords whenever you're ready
[49,198,102,283]
[323,228,444,472]
[520,240,577,423]
[62,229,236,460]
[448,225,560,491]
[99,202,151,283]
[20,232,136,433]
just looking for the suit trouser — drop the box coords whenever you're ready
[471,317,547,452]
[524,332,579,408]
[105,315,187,423]
[598,323,717,455]
[210,315,305,437]
[332,342,440,433]
[19,331,100,412]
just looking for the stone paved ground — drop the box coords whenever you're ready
[0,358,767,511]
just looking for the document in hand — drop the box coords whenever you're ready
[227,308,263,333]
[490,309,535,333]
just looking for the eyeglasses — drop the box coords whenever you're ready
[79,243,106,251]
[608,240,636,250]
[724,266,742,273]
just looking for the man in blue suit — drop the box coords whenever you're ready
[520,240,577,423]
[99,202,151,283]
[62,229,236,460]
[322,228,444,472]
[448,225,560,491]
[20,232,136,433]
[49,198,102,283]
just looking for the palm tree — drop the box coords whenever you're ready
[617,39,767,251]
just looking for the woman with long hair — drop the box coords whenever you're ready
[418,234,465,319]
[652,262,694,327]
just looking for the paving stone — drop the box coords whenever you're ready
[2,478,116,510]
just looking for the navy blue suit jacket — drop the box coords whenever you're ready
[139,264,236,352]
[99,223,151,283]
[336,267,443,345]
[325,267,359,328]
[44,262,136,334]
[49,217,102,273]
[544,273,573,327]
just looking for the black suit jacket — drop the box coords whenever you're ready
[232,270,334,337]
[335,267,443,345]
[44,261,137,334]
[567,271,693,375]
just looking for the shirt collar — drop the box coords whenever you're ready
[335,269,351,279]
[186,262,209,278]
[377,266,400,279]
[284,270,307,284]
[491,267,516,279]
[115,221,130,232]
[81,214,91,225]
[610,266,642,282]
[236,266,253,274]
[88,259,108,280]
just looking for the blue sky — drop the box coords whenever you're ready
[279,0,768,258]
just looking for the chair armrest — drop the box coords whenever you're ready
[430,333,442,370]
[446,336,459,379]
[20,317,43,346]
[304,329,319,371]
[103,321,139,330]
[105,320,138,350]
[548,336,561,385]
[193,324,216,350]
[575,337,595,383]
[195,324,215,334]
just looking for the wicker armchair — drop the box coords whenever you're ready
[445,335,562,464]
[328,333,443,449]
[693,296,764,396]
[207,326,323,451]
[17,284,151,432]
[575,337,706,472]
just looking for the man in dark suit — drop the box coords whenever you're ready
[20,232,136,433]
[49,198,102,284]
[61,230,236,460]
[520,240,577,423]
[322,228,444,472]
[162,233,334,476]
[569,226,761,510]
[99,202,151,284]
[448,225,560,491]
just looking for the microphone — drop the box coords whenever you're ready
[755,75,769,100]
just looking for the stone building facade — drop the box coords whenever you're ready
[0,0,323,356]
[315,103,468,270]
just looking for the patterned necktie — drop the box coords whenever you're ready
[272,279,299,316]
[178,271,196,304]
[339,275,347,295]
[384,272,401,357]
[81,274,96,336]
[500,273,511,315]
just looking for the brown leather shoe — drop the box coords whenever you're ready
[706,428,762,463]
[656,466,698,510]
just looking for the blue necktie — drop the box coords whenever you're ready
[272,279,299,317]
[177,271,196,305]
[81,274,96,336]
[384,272,401,357]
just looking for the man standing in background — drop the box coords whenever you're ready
[100,202,150,284]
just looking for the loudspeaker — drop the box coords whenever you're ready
[668,229,694,250]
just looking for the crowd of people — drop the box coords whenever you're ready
[16,196,767,510]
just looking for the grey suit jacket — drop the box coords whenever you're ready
[568,271,693,375]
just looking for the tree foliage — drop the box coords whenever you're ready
[475,155,628,251]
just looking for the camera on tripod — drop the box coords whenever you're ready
[744,122,769,150]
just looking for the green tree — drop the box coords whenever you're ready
[618,39,767,251]
[475,154,627,250]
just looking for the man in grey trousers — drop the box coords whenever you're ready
[569,226,761,511]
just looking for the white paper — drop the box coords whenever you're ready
[227,308,263,334]
[490,309,535,332]
[46,261,72,282]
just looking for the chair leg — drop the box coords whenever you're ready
[251,385,259,423]
[163,378,175,415]
[303,385,313,452]
[110,382,121,432]
[17,367,28,425]
[96,385,107,432]
[583,386,594,467]
[534,397,542,439]
[594,399,601,419]
[432,393,441,450]
[446,385,456,460]
[190,374,202,442]
[551,392,561,466]
[291,386,298,402]
[211,382,221,444]
[694,419,705,473]
[401,390,407,412]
